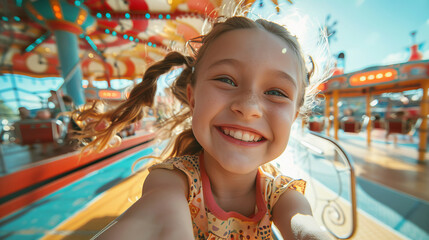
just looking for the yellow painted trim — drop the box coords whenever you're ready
[41,168,151,239]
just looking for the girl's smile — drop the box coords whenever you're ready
[216,125,267,146]
[188,28,301,175]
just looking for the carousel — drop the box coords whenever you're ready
[316,38,428,162]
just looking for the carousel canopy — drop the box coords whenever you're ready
[0,0,290,82]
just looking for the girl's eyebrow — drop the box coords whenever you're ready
[274,70,297,89]
[209,58,297,88]
[208,58,240,68]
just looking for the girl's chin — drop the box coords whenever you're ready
[213,154,264,174]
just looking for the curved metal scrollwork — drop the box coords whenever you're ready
[292,130,357,239]
[322,200,346,226]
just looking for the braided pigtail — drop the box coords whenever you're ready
[153,55,204,159]
[74,52,193,153]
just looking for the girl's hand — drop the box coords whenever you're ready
[94,168,194,240]
[272,190,333,240]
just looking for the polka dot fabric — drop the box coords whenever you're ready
[149,155,306,239]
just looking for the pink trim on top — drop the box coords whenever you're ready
[199,153,267,222]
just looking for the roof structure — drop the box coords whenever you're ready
[0,0,291,82]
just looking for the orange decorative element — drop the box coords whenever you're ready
[98,90,122,99]
[50,0,63,20]
[349,68,397,86]
[317,82,326,91]
[76,8,88,25]
[26,2,44,21]
[46,20,83,35]
[189,203,200,218]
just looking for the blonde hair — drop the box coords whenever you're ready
[74,16,319,161]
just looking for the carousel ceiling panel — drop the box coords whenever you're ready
[0,0,285,81]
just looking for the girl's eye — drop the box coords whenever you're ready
[215,77,236,87]
[265,89,287,98]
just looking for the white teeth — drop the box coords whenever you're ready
[242,133,250,141]
[221,128,262,142]
[249,134,255,141]
[234,130,242,139]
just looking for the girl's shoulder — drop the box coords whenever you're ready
[148,154,202,201]
[149,154,201,175]
[259,163,306,210]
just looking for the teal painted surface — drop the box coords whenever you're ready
[54,30,85,106]
[32,0,55,20]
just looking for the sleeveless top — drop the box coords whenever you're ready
[149,154,306,240]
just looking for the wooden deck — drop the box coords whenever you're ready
[334,129,429,202]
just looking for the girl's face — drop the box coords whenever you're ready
[188,28,301,175]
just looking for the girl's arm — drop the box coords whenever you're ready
[94,168,194,240]
[272,190,332,240]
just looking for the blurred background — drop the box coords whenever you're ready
[0,0,428,239]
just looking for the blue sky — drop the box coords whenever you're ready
[254,0,429,73]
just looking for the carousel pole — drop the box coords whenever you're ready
[333,90,339,140]
[325,94,331,136]
[54,30,85,106]
[24,0,96,106]
[366,89,372,146]
[418,82,428,162]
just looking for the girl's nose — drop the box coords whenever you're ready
[230,91,263,119]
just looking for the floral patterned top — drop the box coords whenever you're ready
[149,154,306,240]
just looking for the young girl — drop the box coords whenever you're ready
[80,16,331,240]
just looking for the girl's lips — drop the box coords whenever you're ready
[215,125,267,146]
[217,125,266,139]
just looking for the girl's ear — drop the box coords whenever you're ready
[187,84,195,110]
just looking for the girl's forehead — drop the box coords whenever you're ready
[197,28,300,80]
[210,28,290,52]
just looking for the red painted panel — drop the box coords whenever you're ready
[0,133,155,199]
[0,140,154,218]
